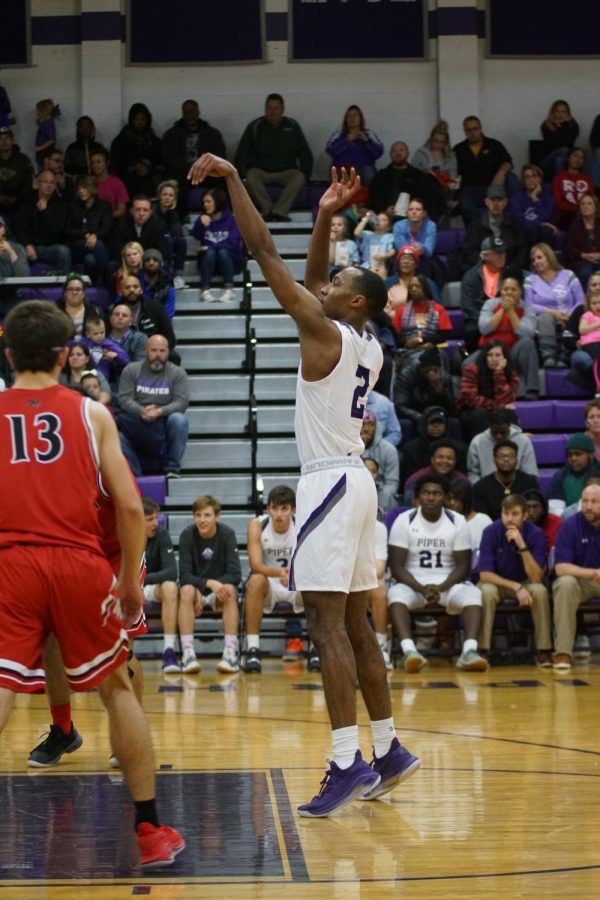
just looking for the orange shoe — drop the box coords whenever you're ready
[136,823,185,868]
[283,637,304,661]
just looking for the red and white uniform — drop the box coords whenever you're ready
[0,385,129,693]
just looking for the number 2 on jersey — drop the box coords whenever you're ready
[350,365,370,419]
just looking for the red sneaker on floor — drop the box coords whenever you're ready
[283,637,304,661]
[136,823,186,868]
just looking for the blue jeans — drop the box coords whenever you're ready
[34,243,72,274]
[118,411,188,475]
[70,238,109,286]
[164,234,187,275]
[198,246,243,288]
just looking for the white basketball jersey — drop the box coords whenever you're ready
[294,320,383,465]
[388,507,471,585]
[259,514,296,568]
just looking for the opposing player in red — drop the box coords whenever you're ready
[0,301,184,869]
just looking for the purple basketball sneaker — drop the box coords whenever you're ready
[297,750,381,817]
[362,737,420,800]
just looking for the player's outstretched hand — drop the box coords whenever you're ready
[188,153,236,185]
[319,166,362,214]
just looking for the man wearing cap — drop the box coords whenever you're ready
[459,184,527,274]
[360,410,399,513]
[369,142,440,221]
[453,117,514,223]
[0,213,29,318]
[0,127,34,220]
[393,346,459,443]
[139,249,176,319]
[545,434,600,517]
[552,481,600,670]
[460,236,510,353]
[468,408,538,483]
[401,406,468,487]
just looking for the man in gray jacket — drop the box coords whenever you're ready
[467,408,538,483]
[117,333,189,477]
[360,409,399,512]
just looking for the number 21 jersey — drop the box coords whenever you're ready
[388,507,471,584]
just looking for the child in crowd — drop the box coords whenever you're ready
[353,211,395,276]
[578,286,600,395]
[329,214,360,271]
[80,314,130,383]
[34,98,59,169]
[115,241,144,295]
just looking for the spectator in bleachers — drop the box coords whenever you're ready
[242,484,304,674]
[329,215,360,271]
[411,122,458,202]
[360,410,399,512]
[80,369,108,407]
[79,314,129,384]
[386,244,441,313]
[108,303,147,365]
[367,308,396,396]
[540,100,579,178]
[388,473,488,672]
[392,198,437,277]
[15,169,70,274]
[153,180,187,290]
[403,439,468,506]
[0,126,34,222]
[63,116,103,177]
[568,272,600,390]
[523,489,562,553]
[140,497,181,674]
[552,481,600,671]
[117,334,189,478]
[59,341,111,404]
[0,214,29,316]
[178,495,242,674]
[401,406,467,487]
[115,240,144,295]
[477,493,552,666]
[110,103,163,198]
[545,433,600,516]
[113,195,169,263]
[40,148,75,200]
[476,271,540,400]
[90,147,128,221]
[446,478,492,571]
[460,236,509,353]
[453,116,513,223]
[473,440,539,521]
[391,275,452,351]
[56,273,103,336]
[566,193,600,289]
[192,188,244,303]
[458,185,528,275]
[139,249,176,319]
[325,105,384,186]
[114,274,177,355]
[352,211,394,275]
[552,148,594,230]
[584,399,600,463]
[162,99,227,210]
[394,346,458,443]
[509,165,557,248]
[457,340,519,441]
[369,141,439,220]
[66,176,113,286]
[467,408,538,483]
[235,93,313,223]
[366,389,401,447]
[524,242,584,367]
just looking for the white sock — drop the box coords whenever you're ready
[371,717,397,758]
[401,638,417,654]
[224,634,238,650]
[246,634,260,650]
[375,632,388,648]
[463,638,478,653]
[181,634,195,652]
[163,634,176,652]
[332,725,360,769]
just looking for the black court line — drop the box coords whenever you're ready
[302,861,600,884]
[270,768,310,882]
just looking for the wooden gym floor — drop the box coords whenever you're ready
[1,656,599,899]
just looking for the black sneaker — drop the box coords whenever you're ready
[28,724,83,768]
[307,644,321,672]
[244,647,262,674]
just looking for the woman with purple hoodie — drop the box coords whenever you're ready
[192,188,244,303]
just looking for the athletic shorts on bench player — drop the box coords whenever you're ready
[290,458,378,594]
[264,578,304,613]
[0,545,129,693]
[388,581,482,612]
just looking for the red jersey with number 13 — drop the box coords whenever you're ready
[0,384,104,555]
